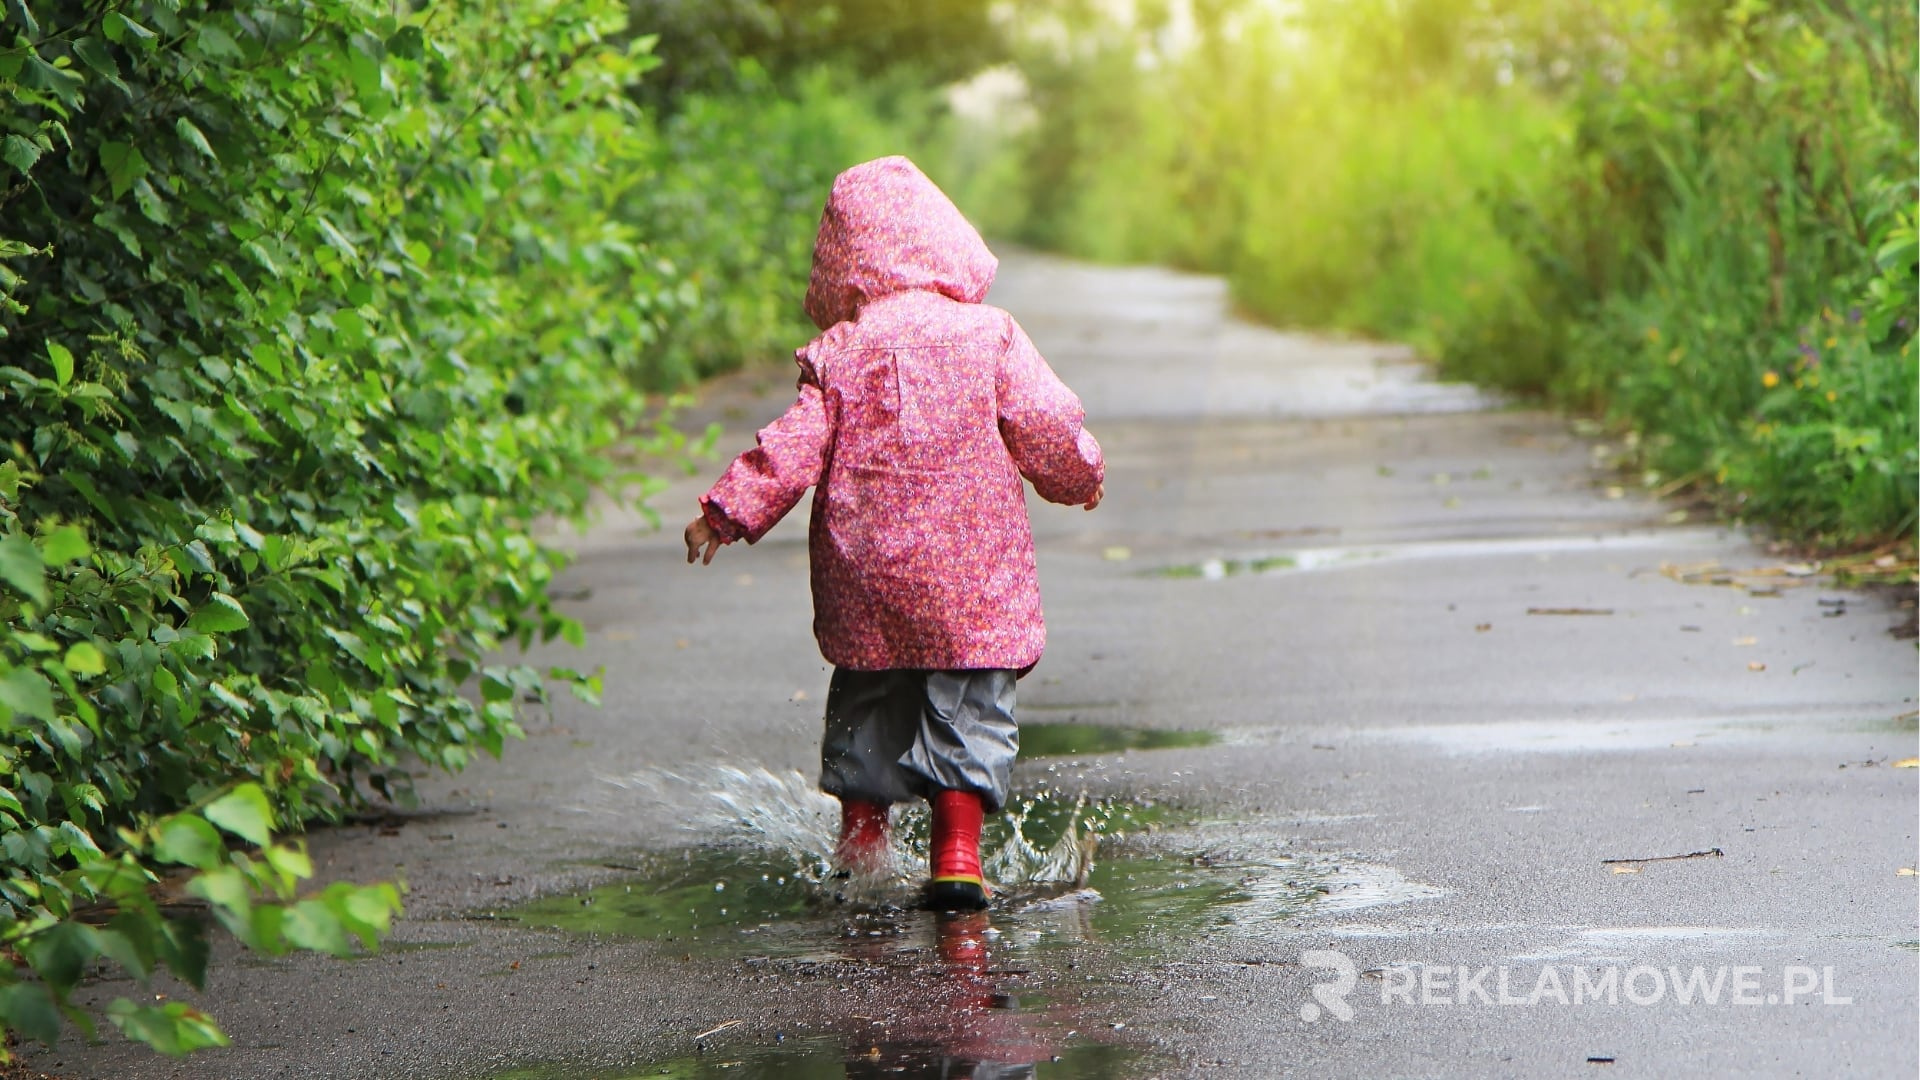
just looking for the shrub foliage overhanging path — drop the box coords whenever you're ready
[0,0,677,1055]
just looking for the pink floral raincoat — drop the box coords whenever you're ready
[699,156,1104,672]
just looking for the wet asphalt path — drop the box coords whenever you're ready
[38,253,1918,1079]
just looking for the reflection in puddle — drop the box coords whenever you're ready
[490,1032,1142,1079]
[1018,721,1219,757]
[489,906,1149,1078]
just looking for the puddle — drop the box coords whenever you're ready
[488,1033,1147,1079]
[506,845,1434,955]
[1018,722,1219,757]
[508,779,1438,957]
[1153,528,1731,580]
[492,769,1439,1079]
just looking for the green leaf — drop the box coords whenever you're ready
[102,12,157,45]
[63,641,106,676]
[94,923,156,981]
[480,670,513,703]
[186,593,250,634]
[337,882,402,944]
[22,921,101,992]
[0,982,62,1046]
[175,117,217,161]
[264,843,313,883]
[152,918,210,989]
[2,133,41,174]
[192,23,242,60]
[151,815,224,870]
[203,784,274,847]
[21,56,82,108]
[5,0,40,36]
[150,665,180,702]
[387,26,425,59]
[98,141,150,199]
[280,900,352,956]
[346,45,383,102]
[106,1000,229,1057]
[46,341,73,386]
[71,36,119,79]
[185,865,253,941]
[40,523,89,564]
[0,531,46,603]
[0,666,55,725]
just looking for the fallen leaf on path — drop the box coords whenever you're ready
[1747,661,1767,672]
[1475,623,1492,632]
[1528,607,1615,616]
[1893,758,1919,769]
[1103,546,1132,561]
[1732,636,1757,646]
[1671,740,1695,748]
[1899,868,1918,877]
[1609,866,1641,875]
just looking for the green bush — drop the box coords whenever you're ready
[964,0,1918,547]
[0,0,674,1055]
[630,65,961,387]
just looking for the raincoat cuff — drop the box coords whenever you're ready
[699,497,749,544]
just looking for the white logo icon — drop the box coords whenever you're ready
[1301,949,1358,1022]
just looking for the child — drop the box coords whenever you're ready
[683,156,1104,911]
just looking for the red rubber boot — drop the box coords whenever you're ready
[929,789,989,911]
[835,798,891,876]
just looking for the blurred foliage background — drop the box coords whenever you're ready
[954,0,1917,550]
[0,0,1912,1059]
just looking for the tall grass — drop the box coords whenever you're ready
[957,0,1916,548]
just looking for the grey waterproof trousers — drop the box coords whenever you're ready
[819,668,1018,813]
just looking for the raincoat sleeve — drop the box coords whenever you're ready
[698,374,830,544]
[997,317,1104,505]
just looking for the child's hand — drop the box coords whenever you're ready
[1083,483,1104,511]
[684,517,722,565]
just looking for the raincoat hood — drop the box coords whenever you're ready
[803,156,998,330]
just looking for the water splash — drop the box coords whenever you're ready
[602,766,1114,903]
